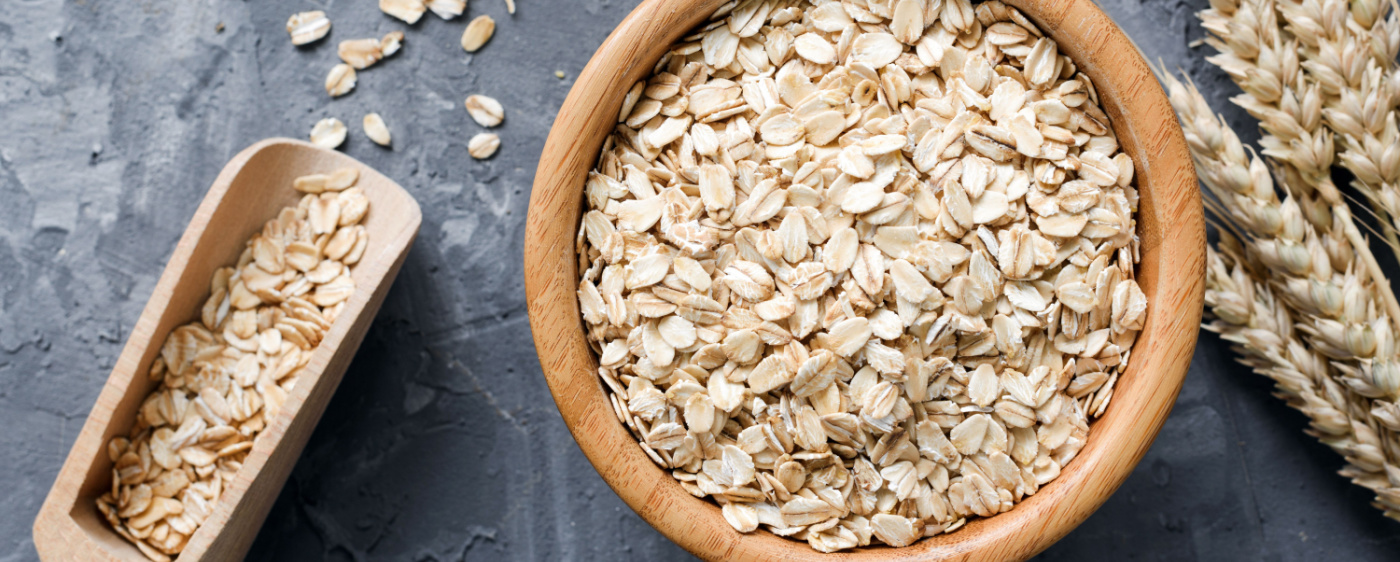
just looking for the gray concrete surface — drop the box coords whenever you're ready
[2,0,1397,560]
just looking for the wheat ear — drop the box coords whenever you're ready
[1199,0,1400,332]
[1166,74,1398,386]
[1165,70,1400,520]
[1206,242,1400,520]
[1278,0,1400,244]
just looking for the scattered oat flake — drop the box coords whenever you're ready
[504,0,516,15]
[339,39,384,70]
[325,64,356,97]
[426,0,465,19]
[460,15,496,52]
[363,113,392,147]
[380,31,404,58]
[465,95,505,127]
[380,0,427,24]
[310,118,347,149]
[468,133,499,159]
[287,11,331,46]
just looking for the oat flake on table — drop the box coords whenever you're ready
[286,11,331,46]
[576,0,1146,552]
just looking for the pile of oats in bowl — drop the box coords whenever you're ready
[97,169,370,561]
[576,0,1147,552]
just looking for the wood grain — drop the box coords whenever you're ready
[33,139,422,561]
[523,1,1204,560]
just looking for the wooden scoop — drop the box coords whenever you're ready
[33,138,421,561]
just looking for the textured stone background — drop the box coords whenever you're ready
[2,0,1398,560]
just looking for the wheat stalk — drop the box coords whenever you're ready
[1199,0,1400,334]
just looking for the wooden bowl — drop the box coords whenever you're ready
[524,1,1204,560]
[33,139,421,561]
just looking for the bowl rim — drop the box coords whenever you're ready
[524,1,1205,560]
